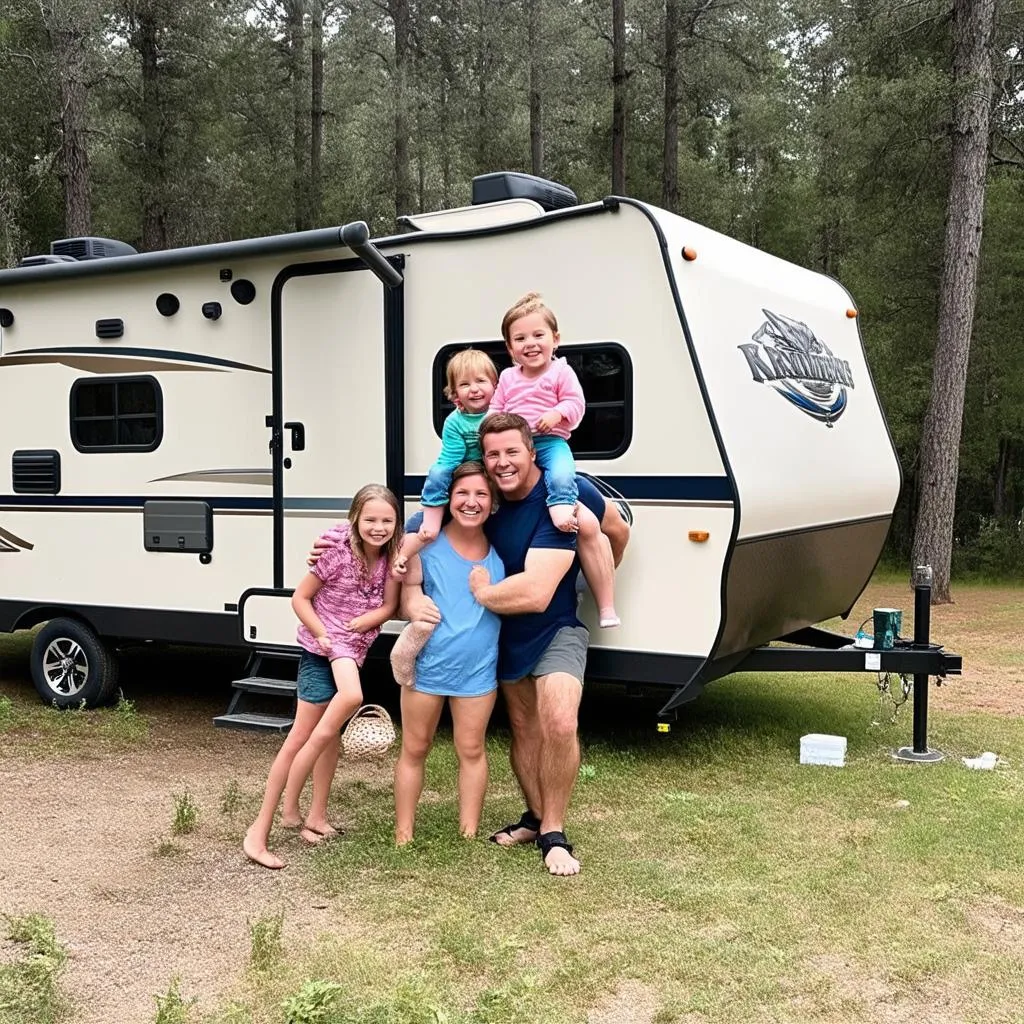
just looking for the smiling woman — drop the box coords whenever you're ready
[389,461,505,846]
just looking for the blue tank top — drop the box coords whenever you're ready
[414,530,506,697]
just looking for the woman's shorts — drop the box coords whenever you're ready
[296,651,337,705]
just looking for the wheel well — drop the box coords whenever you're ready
[13,606,97,634]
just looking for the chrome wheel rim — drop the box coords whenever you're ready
[42,638,89,696]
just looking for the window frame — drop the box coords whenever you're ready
[431,339,633,460]
[69,374,164,454]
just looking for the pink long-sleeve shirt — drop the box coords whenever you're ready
[489,357,586,440]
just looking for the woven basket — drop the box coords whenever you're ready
[341,704,396,760]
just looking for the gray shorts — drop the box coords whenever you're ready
[505,625,589,685]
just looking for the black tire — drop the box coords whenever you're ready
[30,617,120,709]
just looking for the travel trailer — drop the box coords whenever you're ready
[0,172,958,723]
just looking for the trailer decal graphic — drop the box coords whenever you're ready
[737,310,854,427]
[0,347,270,375]
[0,525,33,551]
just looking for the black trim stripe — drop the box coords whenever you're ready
[403,474,734,502]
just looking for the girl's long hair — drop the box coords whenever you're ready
[347,483,403,568]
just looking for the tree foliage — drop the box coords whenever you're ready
[0,0,1021,580]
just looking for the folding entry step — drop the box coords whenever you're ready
[213,651,299,732]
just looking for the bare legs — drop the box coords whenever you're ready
[285,659,363,845]
[243,699,330,869]
[575,504,619,627]
[394,688,497,845]
[242,658,362,869]
[394,689,444,845]
[496,673,583,875]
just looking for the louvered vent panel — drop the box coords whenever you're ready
[52,239,88,260]
[12,450,61,495]
[95,318,124,339]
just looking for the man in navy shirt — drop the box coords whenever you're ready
[453,413,629,875]
[318,412,628,875]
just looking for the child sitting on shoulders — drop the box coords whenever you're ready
[490,291,619,627]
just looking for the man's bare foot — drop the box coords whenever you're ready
[538,831,580,876]
[543,845,580,876]
[243,832,285,870]
[395,833,413,847]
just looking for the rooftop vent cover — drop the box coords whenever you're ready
[471,172,578,212]
[18,254,78,268]
[50,237,138,261]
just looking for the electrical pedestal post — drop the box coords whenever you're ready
[894,564,944,763]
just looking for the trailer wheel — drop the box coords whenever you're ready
[30,618,120,709]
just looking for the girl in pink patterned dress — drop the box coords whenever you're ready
[243,484,402,870]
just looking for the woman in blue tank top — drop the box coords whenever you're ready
[393,462,505,845]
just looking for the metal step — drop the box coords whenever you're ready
[231,675,298,696]
[213,712,294,733]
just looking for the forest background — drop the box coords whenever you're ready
[1,0,1022,585]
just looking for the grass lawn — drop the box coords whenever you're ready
[1,579,1021,1023]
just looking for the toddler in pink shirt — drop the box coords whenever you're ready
[490,292,619,627]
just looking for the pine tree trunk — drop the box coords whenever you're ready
[137,6,167,251]
[287,0,309,231]
[528,0,543,176]
[309,0,324,227]
[661,0,679,211]
[911,0,996,603]
[43,5,92,236]
[611,0,626,193]
[390,0,414,219]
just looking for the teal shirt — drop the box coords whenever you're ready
[436,409,485,468]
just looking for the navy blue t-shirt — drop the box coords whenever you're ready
[484,475,604,681]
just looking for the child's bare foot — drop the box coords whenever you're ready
[549,505,578,533]
[243,831,286,870]
[305,819,342,839]
[395,832,413,847]
[599,607,621,628]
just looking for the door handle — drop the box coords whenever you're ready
[283,421,305,451]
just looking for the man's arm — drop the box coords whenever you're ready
[470,547,574,615]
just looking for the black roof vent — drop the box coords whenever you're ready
[18,254,78,268]
[51,237,138,261]
[471,172,578,212]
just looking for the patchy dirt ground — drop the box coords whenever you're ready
[0,580,1020,1022]
[0,645,398,1023]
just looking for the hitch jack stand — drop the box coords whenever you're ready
[894,565,944,764]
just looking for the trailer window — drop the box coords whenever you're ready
[432,341,631,459]
[70,376,163,452]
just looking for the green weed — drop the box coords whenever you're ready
[153,839,183,858]
[111,694,149,740]
[281,980,344,1024]
[220,780,243,818]
[171,791,199,835]
[152,977,197,1024]
[0,913,69,1024]
[248,911,284,973]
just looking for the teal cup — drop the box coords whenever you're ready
[872,608,902,650]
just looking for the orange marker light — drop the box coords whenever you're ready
[688,530,710,543]
[846,308,858,318]
[682,247,697,261]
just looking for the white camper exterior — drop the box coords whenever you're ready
[0,184,901,708]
